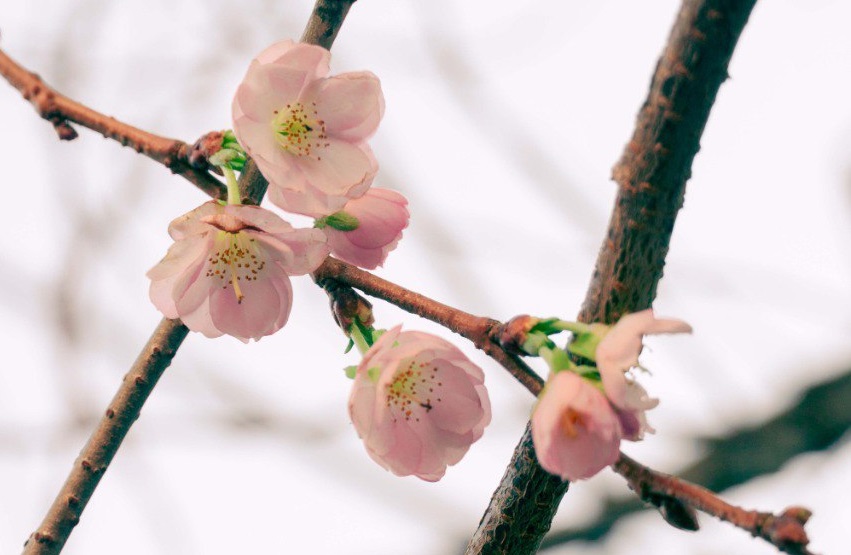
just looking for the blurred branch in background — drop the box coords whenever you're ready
[540,365,851,550]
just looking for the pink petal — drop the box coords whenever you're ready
[180,297,222,339]
[252,229,329,276]
[208,269,289,342]
[314,71,384,141]
[297,139,377,197]
[256,40,331,79]
[222,204,294,234]
[167,202,221,240]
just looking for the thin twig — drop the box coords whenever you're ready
[313,257,544,394]
[0,48,226,199]
[613,454,814,555]
[466,1,759,553]
[22,319,189,554]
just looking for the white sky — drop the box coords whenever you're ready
[1,1,850,554]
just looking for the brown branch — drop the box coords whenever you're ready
[613,454,815,555]
[466,1,759,553]
[0,48,226,200]
[20,1,356,553]
[313,257,544,394]
[22,319,189,554]
[301,0,357,49]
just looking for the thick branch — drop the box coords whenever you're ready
[0,48,226,199]
[301,0,357,49]
[22,319,188,554]
[467,1,758,553]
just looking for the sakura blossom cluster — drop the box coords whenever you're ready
[148,40,408,342]
[232,39,409,270]
[528,310,691,481]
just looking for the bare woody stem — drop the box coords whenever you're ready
[0,49,226,200]
[466,1,758,553]
[22,320,189,554]
[313,257,544,394]
[20,1,355,553]
[613,454,814,555]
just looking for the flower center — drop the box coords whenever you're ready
[385,358,443,423]
[205,231,266,304]
[560,409,586,439]
[271,102,329,158]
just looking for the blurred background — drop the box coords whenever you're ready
[1,1,850,553]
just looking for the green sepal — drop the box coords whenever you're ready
[321,211,360,231]
[343,338,355,354]
[367,366,381,383]
[344,365,358,379]
[566,329,603,361]
[539,346,575,373]
[372,329,386,344]
[521,331,554,356]
[575,365,602,382]
[530,318,593,336]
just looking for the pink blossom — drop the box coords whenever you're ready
[232,39,384,217]
[147,201,328,342]
[531,371,621,481]
[348,326,491,481]
[596,309,691,412]
[323,188,409,269]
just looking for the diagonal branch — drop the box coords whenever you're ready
[22,319,189,554]
[0,48,226,199]
[466,1,758,553]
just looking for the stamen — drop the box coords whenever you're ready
[271,102,328,158]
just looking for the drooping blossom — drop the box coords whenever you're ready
[531,371,621,481]
[595,309,691,412]
[348,326,491,481]
[232,39,384,217]
[322,188,409,269]
[147,201,328,342]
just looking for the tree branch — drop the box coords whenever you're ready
[22,319,189,554]
[0,48,226,200]
[613,454,814,555]
[466,1,758,553]
[313,257,545,394]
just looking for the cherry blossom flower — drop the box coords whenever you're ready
[147,201,328,342]
[232,39,384,217]
[348,326,491,481]
[595,309,691,412]
[531,371,621,481]
[320,188,409,269]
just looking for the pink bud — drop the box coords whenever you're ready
[324,188,409,269]
[348,326,491,481]
[531,372,621,481]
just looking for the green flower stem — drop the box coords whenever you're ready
[223,166,241,206]
[349,323,372,356]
